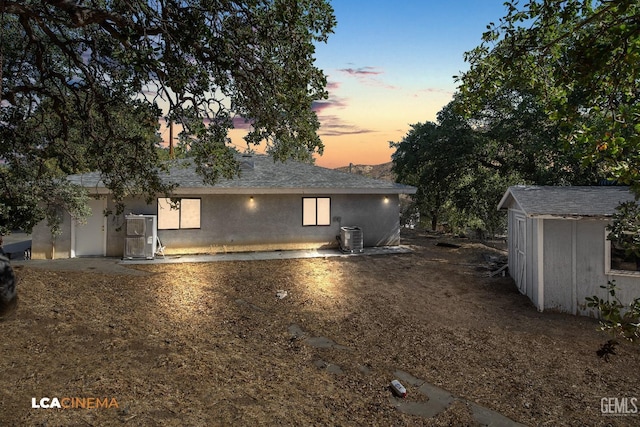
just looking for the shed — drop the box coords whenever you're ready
[497,185,639,315]
[30,155,416,259]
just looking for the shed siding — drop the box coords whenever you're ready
[575,220,608,316]
[543,220,574,311]
[530,218,543,310]
[524,215,535,302]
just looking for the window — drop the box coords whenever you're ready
[605,229,640,275]
[157,198,201,230]
[302,197,331,226]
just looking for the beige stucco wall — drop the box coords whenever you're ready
[31,212,73,259]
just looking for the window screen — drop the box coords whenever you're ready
[158,198,201,229]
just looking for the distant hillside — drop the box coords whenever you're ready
[334,162,395,182]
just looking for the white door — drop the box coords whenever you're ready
[74,198,106,256]
[514,215,526,294]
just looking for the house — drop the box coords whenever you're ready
[497,185,640,316]
[30,155,416,259]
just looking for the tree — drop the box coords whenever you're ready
[457,0,640,189]
[0,0,336,235]
[466,89,599,186]
[391,102,477,231]
[392,91,599,236]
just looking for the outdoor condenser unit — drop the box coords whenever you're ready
[339,226,364,253]
[124,214,157,259]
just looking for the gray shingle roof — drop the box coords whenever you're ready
[497,185,636,217]
[69,155,417,195]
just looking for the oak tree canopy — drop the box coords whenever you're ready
[0,0,335,234]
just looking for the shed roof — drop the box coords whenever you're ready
[69,155,417,195]
[497,185,636,218]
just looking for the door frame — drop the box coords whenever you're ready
[514,212,527,295]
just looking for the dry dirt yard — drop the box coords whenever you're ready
[2,229,640,426]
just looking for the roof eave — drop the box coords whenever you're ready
[80,186,417,196]
[525,213,612,220]
[162,187,416,195]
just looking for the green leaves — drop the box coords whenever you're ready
[586,281,640,343]
[607,201,640,260]
[457,0,640,190]
[1,0,335,232]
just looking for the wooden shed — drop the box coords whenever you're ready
[497,185,639,316]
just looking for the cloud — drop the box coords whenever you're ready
[232,115,254,130]
[337,66,398,90]
[325,81,341,91]
[413,87,455,97]
[339,66,384,76]
[312,97,348,114]
[318,114,375,137]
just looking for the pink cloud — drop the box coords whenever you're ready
[325,81,341,91]
[312,96,348,113]
[337,66,398,90]
[413,87,454,97]
[318,114,375,137]
[232,115,254,130]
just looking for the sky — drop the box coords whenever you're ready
[307,0,513,168]
[161,1,513,169]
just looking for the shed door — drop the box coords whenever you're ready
[514,215,526,294]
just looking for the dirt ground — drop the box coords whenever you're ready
[2,229,640,426]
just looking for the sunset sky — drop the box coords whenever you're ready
[161,1,512,169]
[309,0,511,168]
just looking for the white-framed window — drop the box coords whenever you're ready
[302,197,331,226]
[605,229,640,276]
[157,198,201,230]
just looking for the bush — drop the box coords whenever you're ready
[586,281,640,343]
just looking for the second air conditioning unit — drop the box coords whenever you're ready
[124,214,157,259]
[339,226,364,253]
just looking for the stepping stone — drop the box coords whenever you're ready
[418,382,455,410]
[305,336,351,350]
[390,398,448,418]
[288,324,306,339]
[394,370,425,387]
[287,324,351,349]
[313,359,344,375]
[470,402,527,427]
[234,299,264,312]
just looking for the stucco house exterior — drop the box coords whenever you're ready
[30,155,416,259]
[498,185,640,316]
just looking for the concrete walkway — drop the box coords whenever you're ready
[121,245,413,265]
[12,246,413,275]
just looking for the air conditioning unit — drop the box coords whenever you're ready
[339,226,363,253]
[124,215,157,259]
